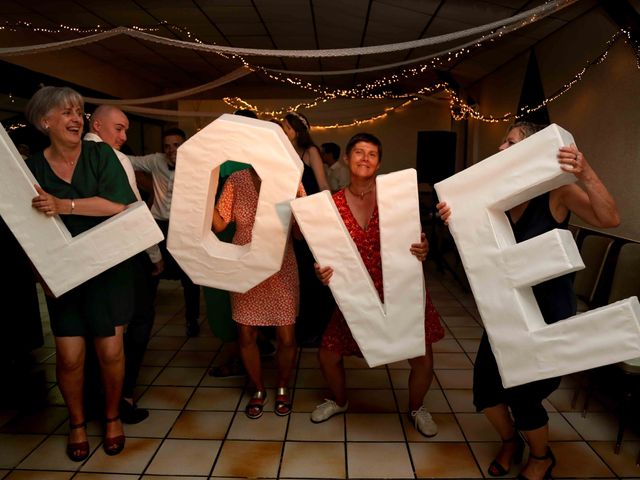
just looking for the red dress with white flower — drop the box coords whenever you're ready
[321,189,444,356]
[216,169,303,326]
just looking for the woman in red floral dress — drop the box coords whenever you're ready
[213,167,305,419]
[311,133,445,437]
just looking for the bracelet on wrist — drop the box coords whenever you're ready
[70,199,75,214]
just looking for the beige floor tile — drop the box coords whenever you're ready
[387,359,411,369]
[435,369,473,389]
[590,440,640,478]
[434,352,474,369]
[199,372,246,388]
[403,413,464,442]
[136,366,162,385]
[17,435,99,471]
[292,389,328,412]
[441,315,479,327]
[123,409,180,438]
[186,386,243,411]
[347,388,398,413]
[456,413,501,441]
[551,441,615,478]
[169,411,233,439]
[346,413,405,441]
[0,406,68,435]
[548,412,582,441]
[212,440,282,478]
[0,470,8,478]
[547,387,606,413]
[0,434,46,468]
[344,356,374,369]
[345,370,391,389]
[141,350,175,366]
[347,442,414,478]
[432,338,463,353]
[287,412,344,441]
[74,474,138,480]
[410,442,482,478]
[80,437,161,474]
[153,366,206,386]
[563,411,632,441]
[140,476,207,480]
[181,336,222,352]
[436,306,470,316]
[295,368,329,388]
[46,385,65,407]
[155,323,187,336]
[390,369,440,390]
[30,364,57,383]
[395,389,450,413]
[137,386,195,410]
[146,438,220,476]
[168,350,215,367]
[443,389,475,412]
[298,352,319,369]
[280,441,346,478]
[227,410,288,440]
[146,336,186,351]
[457,338,481,353]
[448,326,484,339]
[5,472,74,480]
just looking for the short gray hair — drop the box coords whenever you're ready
[506,121,546,141]
[25,86,84,135]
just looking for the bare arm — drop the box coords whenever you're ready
[306,147,331,191]
[32,185,127,217]
[212,207,230,233]
[555,145,620,228]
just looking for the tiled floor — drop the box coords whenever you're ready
[2,264,640,479]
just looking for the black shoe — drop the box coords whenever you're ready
[120,399,149,425]
[186,320,200,338]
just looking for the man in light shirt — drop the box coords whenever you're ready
[128,127,202,338]
[85,105,163,424]
[321,142,349,192]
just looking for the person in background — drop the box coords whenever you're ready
[437,121,620,480]
[312,132,444,438]
[85,105,163,424]
[129,128,202,337]
[25,86,134,460]
[321,142,349,192]
[282,112,334,346]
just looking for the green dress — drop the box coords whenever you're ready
[27,141,137,337]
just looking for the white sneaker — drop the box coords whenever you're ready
[411,406,438,437]
[310,399,349,423]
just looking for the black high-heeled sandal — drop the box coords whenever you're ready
[517,447,556,480]
[488,431,525,476]
[66,420,90,462]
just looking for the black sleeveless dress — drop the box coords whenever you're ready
[472,192,577,431]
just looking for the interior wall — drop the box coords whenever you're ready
[178,98,452,175]
[469,9,640,241]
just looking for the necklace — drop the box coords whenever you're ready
[348,184,374,200]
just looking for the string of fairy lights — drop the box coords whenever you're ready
[1,17,639,130]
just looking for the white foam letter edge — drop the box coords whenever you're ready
[168,114,303,293]
[0,124,164,297]
[291,169,425,367]
[434,124,640,387]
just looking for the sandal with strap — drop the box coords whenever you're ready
[488,431,525,477]
[103,416,126,456]
[517,447,556,480]
[274,387,292,416]
[66,421,90,462]
[245,390,267,419]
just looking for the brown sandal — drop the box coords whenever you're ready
[245,390,267,419]
[103,416,125,456]
[274,387,292,416]
[66,421,90,462]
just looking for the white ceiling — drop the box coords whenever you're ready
[0,0,599,113]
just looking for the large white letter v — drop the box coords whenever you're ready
[291,169,426,367]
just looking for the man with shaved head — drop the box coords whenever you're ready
[84,105,163,424]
